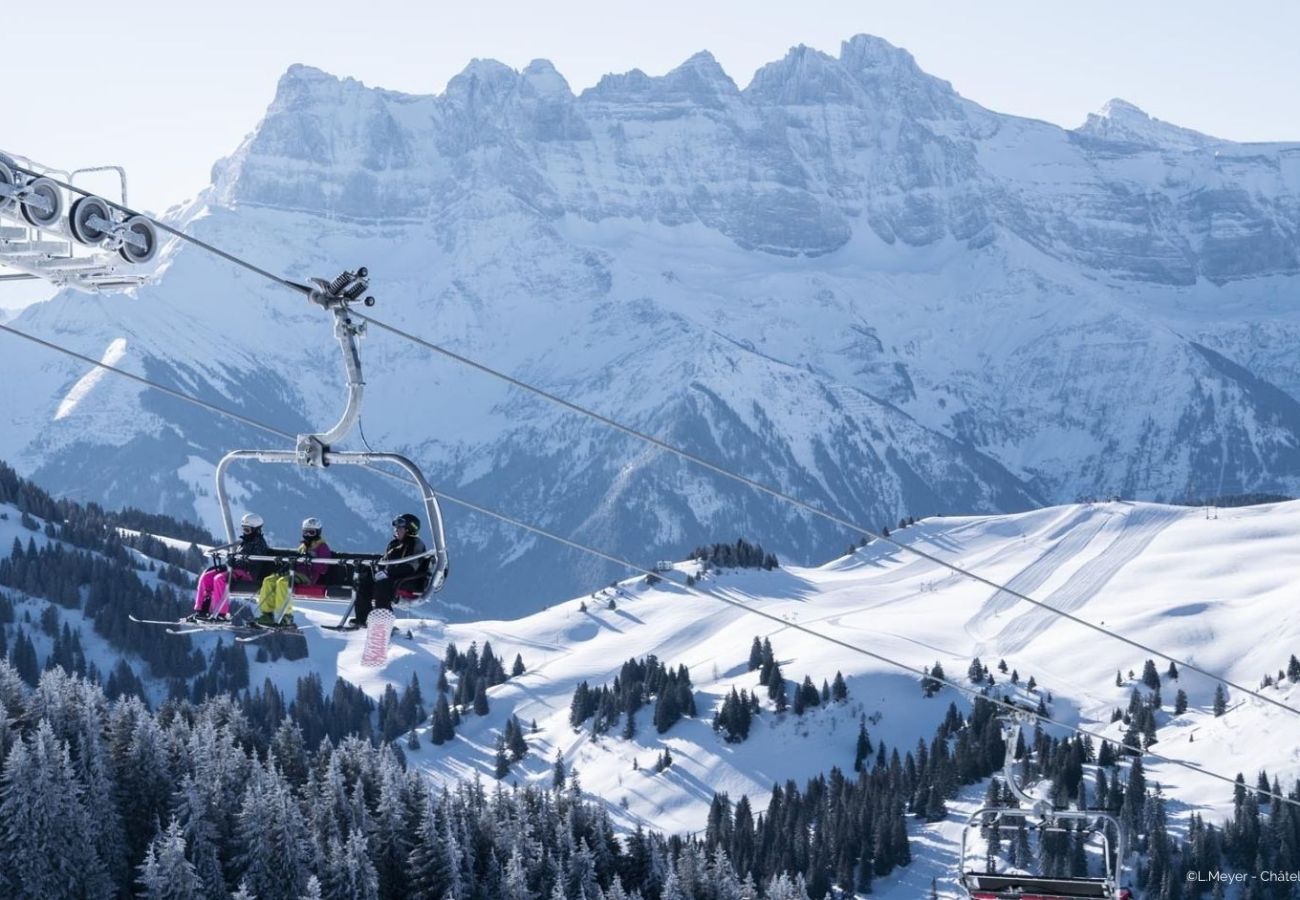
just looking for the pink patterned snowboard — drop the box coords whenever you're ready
[361,609,395,667]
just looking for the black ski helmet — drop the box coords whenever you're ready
[392,513,421,536]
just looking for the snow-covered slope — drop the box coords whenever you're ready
[4,35,1300,615]
[251,497,1300,897]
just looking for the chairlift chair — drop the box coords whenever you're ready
[210,268,449,626]
[959,710,1134,900]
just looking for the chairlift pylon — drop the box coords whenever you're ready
[212,267,449,626]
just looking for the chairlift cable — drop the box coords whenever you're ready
[347,309,1300,722]
[11,191,1295,723]
[0,320,1293,812]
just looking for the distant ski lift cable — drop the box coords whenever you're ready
[1,318,1296,814]
[7,183,1296,725]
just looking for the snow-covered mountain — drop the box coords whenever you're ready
[4,35,1300,616]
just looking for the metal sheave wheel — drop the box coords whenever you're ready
[0,160,15,214]
[19,177,64,229]
[69,195,114,246]
[118,215,158,264]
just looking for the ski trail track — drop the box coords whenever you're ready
[816,506,1090,622]
[964,506,1112,640]
[993,506,1180,654]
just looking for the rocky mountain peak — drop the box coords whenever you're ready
[1076,97,1218,149]
[744,44,861,105]
[521,59,574,99]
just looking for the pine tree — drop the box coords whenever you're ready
[406,795,452,899]
[473,679,490,716]
[854,723,872,772]
[1213,684,1228,717]
[1141,659,1161,690]
[831,671,848,701]
[1168,660,1181,681]
[430,694,455,745]
[235,766,308,899]
[138,819,202,900]
[511,653,526,677]
[321,830,380,900]
[552,752,566,790]
[0,722,111,899]
[748,637,763,671]
[1174,689,1188,715]
[507,715,528,760]
[494,737,510,779]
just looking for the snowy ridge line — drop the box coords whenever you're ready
[5,299,1300,733]
[2,318,1298,810]
[13,156,1282,716]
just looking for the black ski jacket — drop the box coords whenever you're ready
[234,531,273,580]
[379,534,429,583]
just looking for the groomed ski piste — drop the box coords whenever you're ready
[5,495,1297,897]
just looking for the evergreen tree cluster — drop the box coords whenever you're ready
[0,459,209,572]
[749,636,848,718]
[712,688,759,742]
[2,534,213,678]
[701,752,914,894]
[443,641,524,719]
[688,539,779,571]
[0,656,891,900]
[378,674,427,744]
[569,655,696,738]
[1119,687,1162,753]
[921,661,946,697]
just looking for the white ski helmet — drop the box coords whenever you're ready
[302,517,323,531]
[240,513,264,529]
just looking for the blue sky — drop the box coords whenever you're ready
[3,0,1296,306]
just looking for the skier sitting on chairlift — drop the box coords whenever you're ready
[189,513,270,622]
[352,513,429,628]
[255,517,333,626]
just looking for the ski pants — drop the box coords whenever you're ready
[353,571,398,626]
[257,574,297,619]
[194,567,248,617]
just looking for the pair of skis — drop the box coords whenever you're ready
[128,614,311,643]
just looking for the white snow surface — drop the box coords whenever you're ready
[236,497,1297,897]
[6,494,1298,896]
